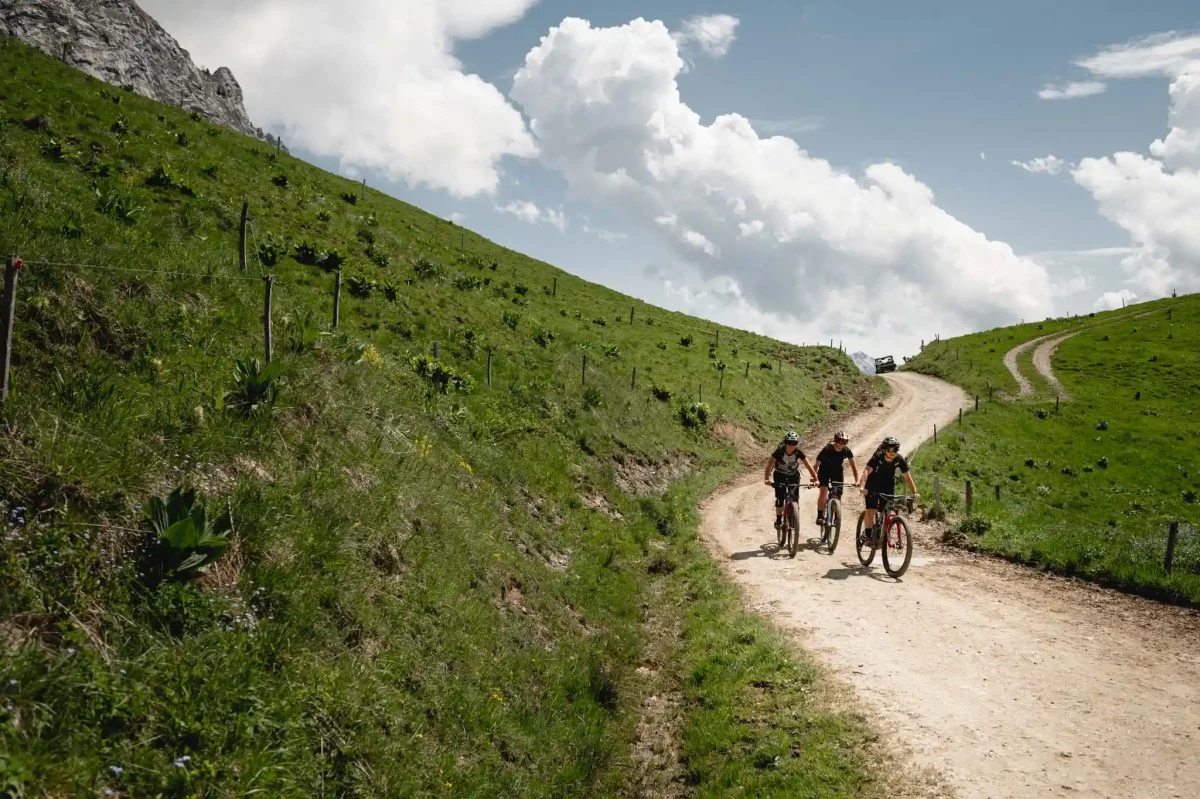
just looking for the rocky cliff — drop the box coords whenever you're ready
[0,0,279,147]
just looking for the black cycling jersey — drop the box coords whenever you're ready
[865,450,909,494]
[816,443,854,478]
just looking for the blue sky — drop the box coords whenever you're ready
[147,0,1200,357]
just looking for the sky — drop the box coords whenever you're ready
[141,0,1200,358]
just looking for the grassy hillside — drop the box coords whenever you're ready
[905,296,1200,604]
[0,37,887,796]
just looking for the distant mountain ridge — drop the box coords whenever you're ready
[0,0,280,147]
[850,351,875,374]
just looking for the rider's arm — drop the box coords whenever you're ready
[849,458,859,483]
[802,456,818,483]
[763,456,776,483]
[903,470,918,496]
[858,466,872,489]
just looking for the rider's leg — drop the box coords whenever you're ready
[862,508,876,534]
[774,482,785,527]
[817,485,828,524]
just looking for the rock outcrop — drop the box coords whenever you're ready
[0,0,279,147]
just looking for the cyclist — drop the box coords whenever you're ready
[814,431,858,524]
[763,431,818,530]
[857,436,919,538]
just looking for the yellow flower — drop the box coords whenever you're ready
[458,460,473,474]
[414,733,424,739]
[490,689,504,703]
[358,344,383,369]
[415,436,432,459]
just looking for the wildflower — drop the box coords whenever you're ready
[414,732,424,739]
[490,689,504,703]
[174,755,191,768]
[358,344,384,368]
[109,766,124,777]
[458,460,473,474]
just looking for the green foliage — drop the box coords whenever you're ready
[317,248,345,272]
[140,487,232,586]
[271,173,290,188]
[316,209,332,222]
[454,272,483,291]
[175,132,190,147]
[502,310,520,330]
[534,328,555,348]
[583,387,603,409]
[412,255,439,279]
[201,163,218,178]
[1096,420,1109,431]
[602,343,621,359]
[381,281,400,302]
[346,274,376,298]
[514,283,529,296]
[256,235,284,267]
[39,138,70,162]
[651,383,673,401]
[592,317,607,327]
[679,335,693,347]
[411,355,472,394]
[656,341,667,350]
[340,191,359,205]
[287,309,321,353]
[293,240,319,265]
[94,184,141,224]
[228,357,282,417]
[146,163,174,188]
[111,114,130,134]
[679,401,711,429]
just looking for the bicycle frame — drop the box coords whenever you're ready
[870,493,915,536]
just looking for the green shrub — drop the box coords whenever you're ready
[680,335,694,347]
[382,281,400,302]
[94,185,141,224]
[146,163,174,188]
[592,317,607,327]
[759,361,772,370]
[411,356,472,394]
[287,310,321,353]
[175,132,190,147]
[679,401,711,429]
[502,311,520,331]
[341,191,359,205]
[293,241,319,265]
[534,329,555,348]
[602,343,621,359]
[201,163,218,178]
[454,272,483,291]
[656,342,667,350]
[1096,420,1109,431]
[317,209,331,222]
[317,249,345,272]
[957,517,991,536]
[139,487,232,587]
[583,387,603,409]
[651,383,672,401]
[39,138,70,162]
[346,274,376,298]
[256,236,283,267]
[111,114,130,134]
[514,283,529,296]
[226,358,282,417]
[1097,457,1109,470]
[413,256,439,279]
[272,173,290,188]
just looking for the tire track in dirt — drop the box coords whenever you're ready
[701,372,1200,799]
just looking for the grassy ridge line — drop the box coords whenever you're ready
[0,36,881,796]
[903,299,1173,398]
[909,295,1200,604]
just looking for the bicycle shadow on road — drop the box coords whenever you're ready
[730,535,827,561]
[821,564,896,583]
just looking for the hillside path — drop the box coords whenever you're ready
[700,372,1200,799]
[1031,332,1076,400]
[1002,334,1051,397]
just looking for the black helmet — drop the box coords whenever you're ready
[881,436,900,451]
[784,431,800,444]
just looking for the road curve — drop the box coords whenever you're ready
[701,371,1200,798]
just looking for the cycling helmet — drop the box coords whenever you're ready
[783,431,800,444]
[881,436,900,452]
[833,431,849,443]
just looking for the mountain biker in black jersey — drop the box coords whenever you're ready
[814,431,858,524]
[857,435,919,536]
[763,431,818,530]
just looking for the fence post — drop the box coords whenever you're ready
[965,481,973,515]
[975,395,979,411]
[994,484,1001,501]
[745,361,750,378]
[361,178,366,200]
[552,276,557,297]
[630,306,634,325]
[0,256,18,403]
[333,271,342,329]
[959,408,963,425]
[262,275,274,364]
[988,380,993,401]
[933,424,937,444]
[582,354,587,387]
[631,367,637,390]
[699,382,703,403]
[1165,522,1180,573]
[1055,396,1060,414]
[777,358,782,373]
[460,230,465,254]
[934,475,941,506]
[432,341,439,359]
[719,369,725,392]
[715,329,719,348]
[487,349,493,387]
[239,202,249,272]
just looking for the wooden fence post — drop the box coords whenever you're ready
[699,382,703,403]
[432,341,439,359]
[959,408,963,425]
[994,484,1001,501]
[631,367,637,390]
[630,306,634,325]
[965,480,973,516]
[361,178,366,200]
[582,354,587,387]
[975,395,979,411]
[262,275,274,364]
[745,361,750,378]
[1055,396,1060,414]
[487,349,493,387]
[934,475,941,506]
[1,255,18,403]
[1165,522,1180,573]
[933,424,937,444]
[239,202,249,272]
[715,329,719,348]
[333,271,342,329]
[552,276,557,297]
[777,358,782,373]
[719,369,725,392]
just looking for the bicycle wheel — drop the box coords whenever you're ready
[776,501,786,548]
[881,515,913,577]
[855,511,876,566]
[787,503,800,559]
[826,498,841,554]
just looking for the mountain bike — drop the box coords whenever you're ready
[818,482,851,554]
[854,493,916,577]
[770,481,816,559]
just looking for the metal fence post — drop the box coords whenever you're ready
[333,271,342,329]
[1165,522,1180,573]
[239,202,249,271]
[487,349,493,387]
[965,480,973,516]
[631,367,637,390]
[262,275,274,364]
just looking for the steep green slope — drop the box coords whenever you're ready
[906,296,1200,604]
[0,38,886,796]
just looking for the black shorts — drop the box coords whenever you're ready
[864,492,888,511]
[773,472,799,507]
[817,473,846,491]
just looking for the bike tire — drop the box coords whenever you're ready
[855,511,876,567]
[776,500,786,548]
[881,515,913,577]
[826,498,841,554]
[787,504,800,559]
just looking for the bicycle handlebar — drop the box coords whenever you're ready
[766,481,818,488]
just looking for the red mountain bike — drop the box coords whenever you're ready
[855,493,915,577]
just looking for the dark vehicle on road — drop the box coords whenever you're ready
[874,355,896,373]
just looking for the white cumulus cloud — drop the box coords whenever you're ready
[497,200,567,231]
[674,13,740,58]
[1094,289,1137,311]
[1065,32,1200,298]
[1011,155,1068,175]
[510,17,1053,350]
[1038,81,1107,100]
[139,0,538,197]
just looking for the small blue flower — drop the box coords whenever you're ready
[109,765,124,777]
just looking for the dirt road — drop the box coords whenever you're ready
[1031,333,1075,399]
[1002,335,1047,397]
[701,372,1200,798]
